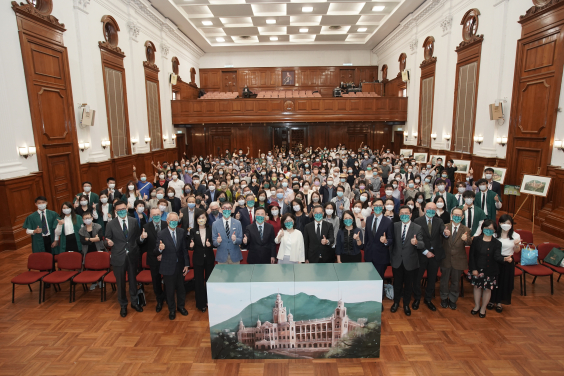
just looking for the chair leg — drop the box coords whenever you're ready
[100,280,104,302]
[551,274,553,295]
[69,282,73,303]
[532,276,537,285]
[42,280,46,303]
[523,273,527,296]
[558,274,562,282]
[520,275,523,296]
[12,284,15,303]
[39,281,42,304]
[28,285,32,292]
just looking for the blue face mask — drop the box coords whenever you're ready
[483,228,495,236]
[247,200,255,207]
[360,196,368,202]
[276,193,284,200]
[426,209,436,218]
[117,209,127,218]
[169,220,178,229]
[222,209,231,218]
[408,183,414,188]
[256,215,265,224]
[373,206,383,214]
[282,182,288,188]
[284,221,293,229]
[140,177,146,182]
[152,215,161,222]
[337,191,344,197]
[400,214,411,223]
[452,215,463,223]
[340,178,345,183]
[188,203,196,209]
[314,213,324,222]
[343,218,353,226]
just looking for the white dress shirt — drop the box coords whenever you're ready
[55,215,76,240]
[26,210,52,236]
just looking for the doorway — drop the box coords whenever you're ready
[393,131,404,154]
[222,71,237,93]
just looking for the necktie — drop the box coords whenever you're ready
[372,217,378,237]
[317,223,321,241]
[249,209,253,223]
[122,219,128,239]
[225,219,230,235]
[481,193,485,210]
[259,225,263,240]
[427,218,432,234]
[458,195,462,206]
[41,211,48,235]
[172,230,177,247]
[452,225,458,240]
[402,224,407,244]
[467,208,473,229]
[155,222,160,232]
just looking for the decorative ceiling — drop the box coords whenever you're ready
[149,0,426,52]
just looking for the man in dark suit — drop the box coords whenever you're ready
[104,202,143,317]
[242,207,276,264]
[235,193,256,231]
[390,205,425,316]
[483,167,502,197]
[303,205,335,263]
[156,212,189,320]
[205,180,217,205]
[319,177,337,203]
[137,208,167,313]
[273,188,290,215]
[100,177,123,203]
[364,198,394,278]
[180,195,197,233]
[413,202,450,312]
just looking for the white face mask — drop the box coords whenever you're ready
[238,200,245,206]
[108,184,115,189]
[408,204,414,210]
[37,203,47,211]
[168,192,174,198]
[158,205,167,211]
[385,205,394,211]
[325,209,333,216]
[293,205,301,212]
[159,174,165,179]
[385,190,393,196]
[465,198,474,205]
[100,198,108,204]
[80,201,88,206]
[327,180,333,186]
[234,179,240,184]
[84,219,93,225]
[62,208,72,215]
[137,207,145,213]
[84,186,91,193]
[436,202,444,209]
[485,174,493,180]
[128,185,135,191]
[353,207,361,213]
[271,209,279,216]
[479,185,487,191]
[500,223,512,231]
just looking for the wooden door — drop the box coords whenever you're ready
[289,129,305,151]
[212,136,231,157]
[393,131,404,154]
[222,71,237,92]
[176,133,186,160]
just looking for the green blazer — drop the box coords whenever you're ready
[23,210,59,253]
[474,190,501,221]
[456,205,487,236]
[433,192,458,213]
[74,192,100,206]
[56,215,84,255]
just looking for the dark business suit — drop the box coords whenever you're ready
[137,220,167,305]
[180,206,197,234]
[100,188,122,203]
[391,221,425,306]
[234,206,254,231]
[303,220,335,263]
[189,226,214,310]
[243,222,276,264]
[205,189,217,205]
[364,214,394,279]
[320,185,337,203]
[413,216,446,302]
[104,216,141,308]
[155,227,189,313]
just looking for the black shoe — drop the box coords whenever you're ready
[471,308,479,315]
[449,301,457,310]
[440,299,448,309]
[199,307,207,313]
[156,301,163,313]
[486,303,495,310]
[178,307,189,316]
[403,305,411,316]
[424,300,437,312]
[390,303,399,313]
[131,304,143,312]
[169,312,176,320]
[120,306,127,318]
[495,305,503,313]
[479,312,486,318]
[412,300,420,310]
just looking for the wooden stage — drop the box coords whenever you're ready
[1,216,564,376]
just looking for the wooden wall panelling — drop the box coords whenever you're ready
[384,76,403,97]
[144,44,164,151]
[12,2,82,209]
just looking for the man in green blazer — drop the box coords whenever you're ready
[23,196,59,253]
[474,178,502,221]
[433,179,458,213]
[458,191,487,237]
[74,181,100,206]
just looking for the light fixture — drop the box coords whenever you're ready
[444,134,451,141]
[163,135,168,142]
[216,37,225,42]
[299,28,309,33]
[145,136,151,144]
[412,131,418,139]
[302,6,313,12]
[343,63,353,66]
[270,36,278,41]
[496,136,508,147]
[266,19,276,24]
[28,146,36,155]
[431,133,437,140]
[404,131,408,141]
[101,139,111,149]
[357,28,367,32]
[202,21,213,26]
[131,137,138,145]
[18,145,36,158]
[172,134,176,143]
[554,140,564,151]
[474,135,483,144]
[372,6,385,11]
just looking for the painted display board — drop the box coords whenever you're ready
[207,263,382,359]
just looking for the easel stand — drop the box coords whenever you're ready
[513,194,535,233]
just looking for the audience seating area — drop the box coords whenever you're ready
[341,92,380,97]
[198,92,239,99]
[257,90,321,98]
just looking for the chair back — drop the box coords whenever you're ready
[513,250,521,264]
[537,242,561,261]
[84,252,110,270]
[57,252,83,270]
[188,250,194,268]
[515,229,533,244]
[28,253,53,271]
[241,250,248,264]
[142,252,150,269]
[465,245,470,261]
[361,250,365,262]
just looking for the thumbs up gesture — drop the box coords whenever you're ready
[494,194,500,202]
[231,230,237,242]
[34,226,42,234]
[141,228,147,239]
[321,235,328,245]
[159,240,165,251]
[57,219,65,226]
[106,238,114,247]
[411,234,418,246]
[179,212,184,219]
[206,238,211,247]
[380,234,387,244]
[243,234,248,244]
[461,231,468,241]
[353,232,360,241]
[217,232,222,244]
[444,227,451,237]
[190,238,194,248]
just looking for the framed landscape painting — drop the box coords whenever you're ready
[399,149,413,158]
[520,175,551,197]
[453,159,471,174]
[413,152,428,163]
[482,166,507,184]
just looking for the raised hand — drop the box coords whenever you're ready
[190,238,194,248]
[494,194,500,202]
[179,212,184,219]
[92,203,97,210]
[461,231,468,241]
[353,232,360,241]
[411,235,418,246]
[277,230,284,241]
[243,234,248,244]
[321,235,328,245]
[133,165,136,171]
[118,187,123,193]
[33,226,42,234]
[141,229,148,239]
[106,238,114,247]
[159,240,165,251]
[514,238,520,245]
[217,232,222,245]
[444,228,451,237]
[57,219,65,226]
[231,230,237,242]
[380,234,387,244]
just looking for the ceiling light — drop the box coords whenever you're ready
[372,6,385,11]
[216,37,225,42]
[299,28,309,33]
[202,20,213,26]
[302,6,313,12]
[358,27,367,32]
[270,36,278,41]
[266,19,276,24]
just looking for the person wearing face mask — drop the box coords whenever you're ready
[303,205,335,263]
[234,193,256,231]
[404,179,419,201]
[24,196,60,254]
[242,207,276,265]
[474,178,502,221]
[433,158,445,176]
[156,212,190,320]
[165,187,181,215]
[439,208,472,310]
[74,181,100,207]
[147,188,171,213]
[205,180,218,206]
[467,220,503,318]
[131,200,148,229]
[212,202,243,264]
[267,202,282,239]
[433,196,450,224]
[180,195,198,232]
[191,176,207,196]
[360,153,373,170]
[275,213,305,264]
[383,184,401,214]
[188,209,215,312]
[311,167,325,184]
[482,167,502,196]
[454,181,467,207]
[274,187,290,215]
[122,180,142,215]
[320,177,337,203]
[444,160,458,191]
[207,201,221,225]
[380,159,391,184]
[384,198,400,223]
[100,177,122,203]
[78,211,106,290]
[167,170,185,199]
[433,170,452,193]
[336,211,364,263]
[413,202,450,312]
[75,194,99,221]
[364,198,394,280]
[95,193,113,235]
[104,201,143,317]
[458,191,486,237]
[432,179,457,213]
[255,189,269,210]
[54,202,83,254]
[330,185,350,218]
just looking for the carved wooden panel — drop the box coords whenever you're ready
[37,88,69,140]
[517,80,551,133]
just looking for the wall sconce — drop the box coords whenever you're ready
[496,136,508,147]
[163,135,168,142]
[443,134,451,141]
[404,131,408,141]
[431,133,437,140]
[145,136,151,144]
[18,146,36,159]
[172,134,176,143]
[474,135,483,144]
[101,139,111,149]
[131,137,138,145]
[554,140,564,151]
[412,131,418,139]
[78,142,90,152]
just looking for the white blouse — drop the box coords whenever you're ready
[54,215,76,240]
[496,232,521,256]
[275,229,305,262]
[101,203,109,221]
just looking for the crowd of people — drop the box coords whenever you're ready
[24,143,520,319]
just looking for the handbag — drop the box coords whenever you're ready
[520,243,538,266]
[137,287,146,307]
[544,247,564,266]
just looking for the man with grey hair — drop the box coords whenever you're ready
[208,201,221,225]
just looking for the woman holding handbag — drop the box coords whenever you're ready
[189,209,215,313]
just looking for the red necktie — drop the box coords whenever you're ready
[249,209,253,223]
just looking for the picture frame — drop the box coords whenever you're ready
[482,166,507,184]
[430,155,446,166]
[413,152,428,163]
[282,71,295,86]
[399,149,413,157]
[520,174,551,197]
[452,159,471,174]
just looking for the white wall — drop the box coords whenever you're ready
[373,0,529,160]
[0,0,202,178]
[199,50,375,68]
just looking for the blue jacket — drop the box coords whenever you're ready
[363,214,394,265]
[212,217,243,263]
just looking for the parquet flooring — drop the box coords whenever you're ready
[1,216,564,376]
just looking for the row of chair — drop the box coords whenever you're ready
[341,92,380,97]
[198,92,238,99]
[257,91,321,98]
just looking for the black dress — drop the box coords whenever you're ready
[436,210,450,224]
[467,235,503,290]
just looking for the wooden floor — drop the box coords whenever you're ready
[1,216,564,376]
